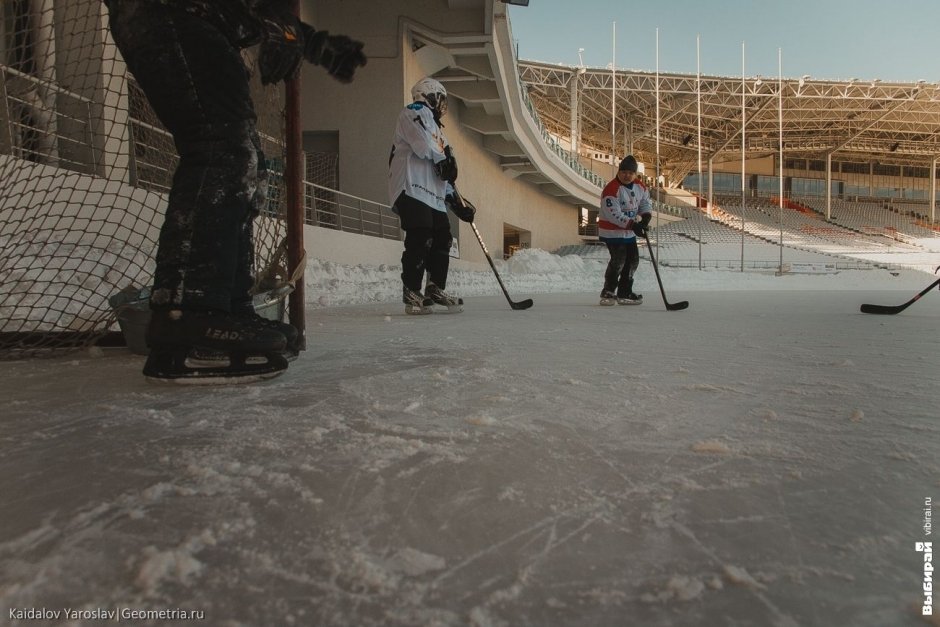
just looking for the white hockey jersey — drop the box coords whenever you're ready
[598,177,652,242]
[388,102,450,213]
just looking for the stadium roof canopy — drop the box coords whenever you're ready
[518,60,940,182]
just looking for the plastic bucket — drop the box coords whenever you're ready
[108,287,151,355]
[253,285,292,321]
[108,286,292,355]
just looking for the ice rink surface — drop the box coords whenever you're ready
[2,278,939,626]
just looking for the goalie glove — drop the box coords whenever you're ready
[256,3,305,85]
[302,26,367,83]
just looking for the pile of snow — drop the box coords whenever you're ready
[303,247,935,309]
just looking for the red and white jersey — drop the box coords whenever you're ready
[387,102,449,212]
[598,177,651,242]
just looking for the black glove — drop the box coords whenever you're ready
[435,146,458,183]
[257,3,305,85]
[302,26,367,83]
[446,193,476,223]
[632,216,650,237]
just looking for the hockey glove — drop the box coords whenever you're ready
[435,146,458,183]
[257,3,305,85]
[632,215,651,237]
[446,193,476,223]
[302,26,367,83]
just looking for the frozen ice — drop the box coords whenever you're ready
[1,254,938,626]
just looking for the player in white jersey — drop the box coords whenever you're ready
[597,155,652,306]
[388,78,474,314]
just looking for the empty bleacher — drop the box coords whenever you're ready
[558,193,938,273]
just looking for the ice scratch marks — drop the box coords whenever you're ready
[690,440,733,455]
[686,382,749,395]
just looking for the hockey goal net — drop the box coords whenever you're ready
[0,0,294,358]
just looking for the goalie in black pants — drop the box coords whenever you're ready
[105,0,365,382]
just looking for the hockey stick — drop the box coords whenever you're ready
[452,189,533,311]
[860,276,940,315]
[642,232,689,311]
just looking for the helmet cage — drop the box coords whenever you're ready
[412,78,448,119]
[425,92,448,118]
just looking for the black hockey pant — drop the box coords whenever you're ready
[603,240,640,296]
[107,0,266,313]
[395,193,453,292]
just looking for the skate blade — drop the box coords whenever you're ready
[617,299,642,306]
[405,305,433,315]
[433,303,463,313]
[599,299,617,306]
[188,349,298,365]
[144,350,288,385]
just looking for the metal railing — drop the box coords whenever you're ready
[303,181,401,241]
[1,64,96,175]
[128,118,175,192]
[651,257,889,272]
[516,77,605,189]
[508,50,605,189]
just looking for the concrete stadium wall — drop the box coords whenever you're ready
[300,0,581,264]
[304,225,403,267]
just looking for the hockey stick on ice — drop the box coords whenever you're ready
[643,232,689,311]
[452,189,533,311]
[860,275,940,315]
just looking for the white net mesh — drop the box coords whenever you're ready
[0,1,290,357]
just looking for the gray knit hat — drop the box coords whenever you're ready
[619,155,639,172]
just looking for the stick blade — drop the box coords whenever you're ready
[666,301,690,311]
[510,299,534,310]
[860,303,903,315]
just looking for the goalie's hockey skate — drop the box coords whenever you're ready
[143,310,288,384]
[190,312,301,363]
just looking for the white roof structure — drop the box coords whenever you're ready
[519,60,940,184]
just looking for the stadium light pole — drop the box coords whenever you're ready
[611,22,616,164]
[932,156,938,224]
[655,27,661,260]
[778,48,784,275]
[740,41,746,273]
[697,35,703,270]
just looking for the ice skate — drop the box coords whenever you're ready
[242,313,301,358]
[425,283,463,313]
[599,290,617,306]
[617,292,643,305]
[143,309,288,384]
[403,286,433,315]
[190,311,302,363]
[231,306,301,359]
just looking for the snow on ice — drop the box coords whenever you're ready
[1,249,939,626]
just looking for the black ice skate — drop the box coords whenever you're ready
[143,309,288,384]
[403,287,433,315]
[599,290,617,306]
[617,292,643,305]
[425,283,463,313]
[191,310,302,363]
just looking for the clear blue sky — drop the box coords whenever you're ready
[508,0,940,82]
